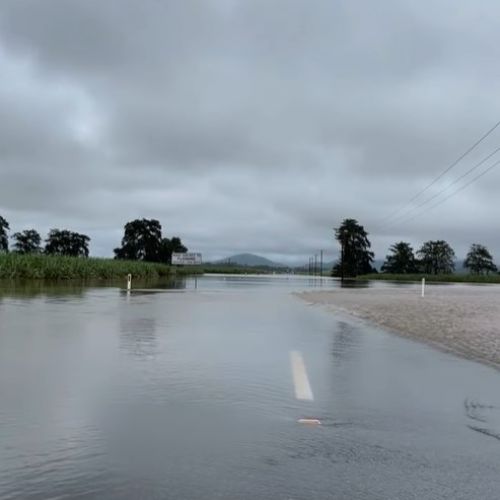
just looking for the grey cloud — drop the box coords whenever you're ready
[1,0,500,264]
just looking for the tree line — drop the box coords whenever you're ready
[0,216,187,263]
[0,216,90,256]
[333,218,498,279]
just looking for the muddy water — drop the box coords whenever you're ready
[301,282,500,367]
[1,276,500,499]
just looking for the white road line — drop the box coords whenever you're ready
[290,350,314,401]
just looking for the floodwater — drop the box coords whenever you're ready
[1,275,500,499]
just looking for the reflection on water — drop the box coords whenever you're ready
[339,279,370,288]
[0,280,87,299]
[0,277,185,299]
[331,321,360,363]
[0,275,461,301]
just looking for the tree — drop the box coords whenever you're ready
[159,236,188,264]
[0,215,9,252]
[114,219,163,261]
[464,244,497,275]
[381,242,418,274]
[12,229,42,254]
[417,240,455,275]
[332,219,375,279]
[169,236,188,254]
[45,229,90,257]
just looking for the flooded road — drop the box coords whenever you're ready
[1,275,500,499]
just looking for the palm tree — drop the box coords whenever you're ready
[0,215,9,252]
[332,219,374,279]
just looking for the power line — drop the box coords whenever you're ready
[381,119,500,223]
[385,145,500,227]
[390,157,500,227]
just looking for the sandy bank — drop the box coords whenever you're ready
[298,284,500,369]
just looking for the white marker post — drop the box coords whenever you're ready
[421,277,425,298]
[127,274,132,292]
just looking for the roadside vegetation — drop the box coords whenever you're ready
[0,216,201,280]
[331,218,499,282]
[3,211,500,283]
[0,253,199,280]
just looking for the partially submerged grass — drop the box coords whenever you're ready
[359,273,500,284]
[0,253,201,280]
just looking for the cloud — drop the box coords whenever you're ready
[1,0,500,264]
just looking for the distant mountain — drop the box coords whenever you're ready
[213,253,286,267]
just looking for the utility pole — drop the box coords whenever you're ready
[314,254,317,276]
[341,240,345,282]
[320,250,323,277]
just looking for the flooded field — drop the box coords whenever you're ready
[1,275,500,499]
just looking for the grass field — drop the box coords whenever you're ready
[0,254,202,280]
[359,273,500,284]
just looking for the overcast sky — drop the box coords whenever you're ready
[1,0,500,264]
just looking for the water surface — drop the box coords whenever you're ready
[1,275,499,499]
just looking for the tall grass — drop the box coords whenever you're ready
[0,254,200,280]
[359,273,500,284]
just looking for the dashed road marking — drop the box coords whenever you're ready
[290,350,314,401]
